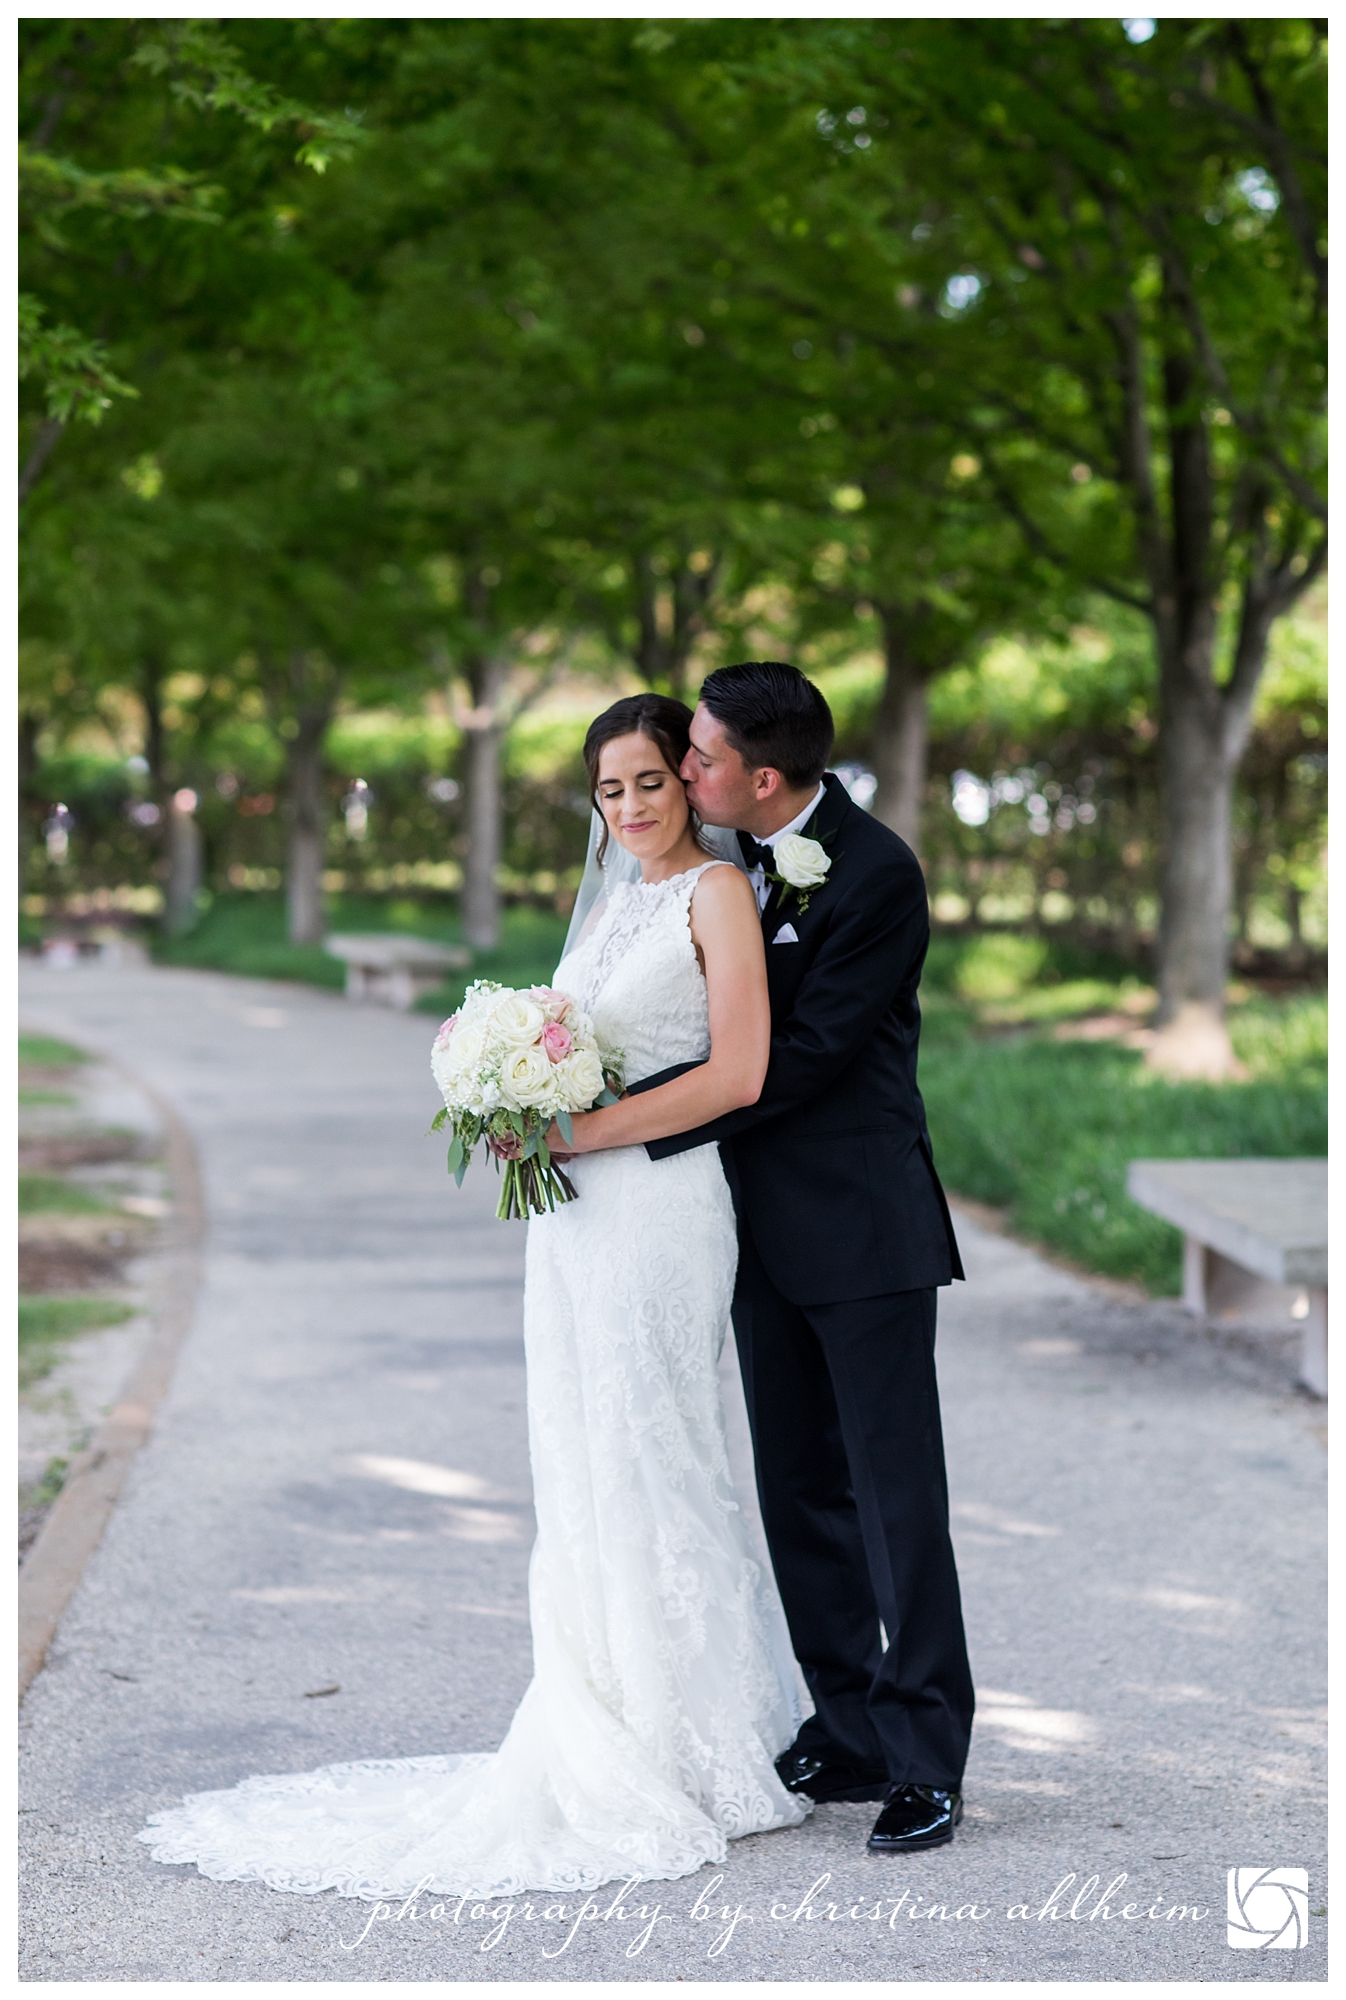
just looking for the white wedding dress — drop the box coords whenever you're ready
[139,860,809,1899]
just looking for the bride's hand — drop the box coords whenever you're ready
[545,1110,600,1160]
[543,1119,577,1161]
[546,1090,627,1158]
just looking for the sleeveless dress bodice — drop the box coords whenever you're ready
[554,861,723,1086]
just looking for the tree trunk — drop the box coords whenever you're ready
[1151,685,1241,1075]
[163,795,203,936]
[871,607,934,855]
[284,710,330,946]
[1145,505,1320,1075]
[141,659,166,796]
[18,416,64,507]
[632,551,718,695]
[1285,881,1306,969]
[1232,835,1254,946]
[634,553,666,685]
[19,713,38,904]
[1130,334,1238,1079]
[141,659,180,937]
[460,656,508,951]
[670,556,718,698]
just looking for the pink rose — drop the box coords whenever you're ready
[435,1013,459,1047]
[541,1021,574,1064]
[529,985,572,1023]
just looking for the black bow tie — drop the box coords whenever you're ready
[737,832,774,872]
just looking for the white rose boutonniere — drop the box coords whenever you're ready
[774,833,830,888]
[768,831,833,915]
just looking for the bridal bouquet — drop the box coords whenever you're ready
[430,981,622,1220]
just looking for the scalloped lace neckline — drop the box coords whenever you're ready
[625,860,722,893]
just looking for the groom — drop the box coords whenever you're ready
[633,659,974,1854]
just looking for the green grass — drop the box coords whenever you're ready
[18,1088,78,1106]
[18,1295,135,1390]
[20,1454,71,1515]
[19,1034,88,1068]
[154,894,347,988]
[18,1174,111,1215]
[923,929,1142,1003]
[920,985,1326,1294]
[152,891,571,1014]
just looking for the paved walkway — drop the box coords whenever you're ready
[18,958,1326,1982]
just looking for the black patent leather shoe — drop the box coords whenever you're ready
[867,1784,963,1852]
[775,1748,891,1804]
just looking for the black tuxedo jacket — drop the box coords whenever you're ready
[637,772,963,1306]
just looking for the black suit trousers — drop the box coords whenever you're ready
[731,1228,975,1790]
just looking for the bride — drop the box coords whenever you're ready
[139,693,810,1900]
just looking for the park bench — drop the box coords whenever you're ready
[1126,1157,1327,1398]
[324,933,470,1011]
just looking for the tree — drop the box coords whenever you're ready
[18,19,365,502]
[19,20,398,935]
[22,16,1323,1003]
[161,348,440,940]
[459,17,1079,851]
[817,17,1325,1072]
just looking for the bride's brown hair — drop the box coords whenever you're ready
[583,694,704,862]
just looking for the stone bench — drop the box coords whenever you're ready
[1126,1158,1327,1398]
[324,934,470,1011]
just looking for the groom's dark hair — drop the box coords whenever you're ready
[698,661,834,788]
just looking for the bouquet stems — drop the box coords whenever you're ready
[495,1155,579,1221]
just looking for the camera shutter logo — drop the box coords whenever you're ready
[1226,1868,1308,1948]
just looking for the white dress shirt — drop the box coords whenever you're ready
[745,782,827,912]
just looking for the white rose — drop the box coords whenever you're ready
[442,1018,486,1078]
[556,1046,604,1109]
[459,978,502,1020]
[498,1043,554,1111]
[490,991,546,1049]
[773,833,830,890]
[430,1045,455,1101]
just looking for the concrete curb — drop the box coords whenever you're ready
[18,1054,204,1706]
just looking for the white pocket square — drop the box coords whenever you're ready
[773,922,799,944]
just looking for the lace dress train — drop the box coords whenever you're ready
[139,861,809,1898]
